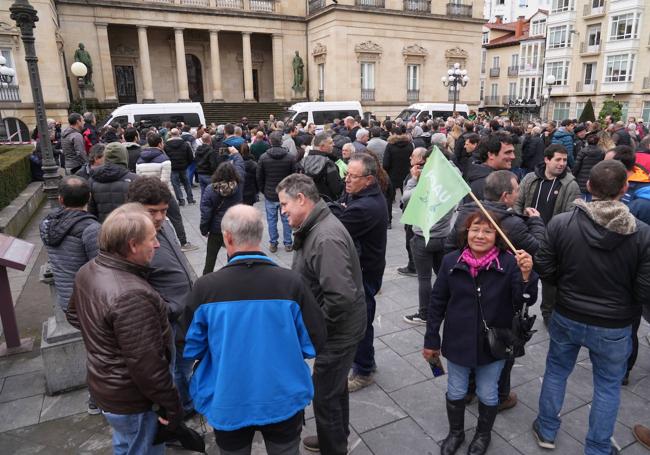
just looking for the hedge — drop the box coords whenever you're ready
[0,145,34,211]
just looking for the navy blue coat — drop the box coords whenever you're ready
[199,154,245,236]
[424,250,538,367]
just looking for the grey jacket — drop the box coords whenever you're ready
[514,168,581,217]
[40,208,100,310]
[62,126,87,170]
[292,199,366,349]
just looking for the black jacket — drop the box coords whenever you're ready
[256,146,296,202]
[165,138,194,171]
[463,163,494,202]
[195,144,219,175]
[301,151,343,201]
[242,156,259,205]
[125,142,142,172]
[572,144,604,193]
[445,201,546,255]
[383,134,414,188]
[336,183,388,281]
[521,135,545,171]
[536,203,650,328]
[425,250,538,367]
[88,164,138,222]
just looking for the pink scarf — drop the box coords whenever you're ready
[459,246,501,278]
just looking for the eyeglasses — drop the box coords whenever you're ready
[468,227,496,236]
[345,173,370,180]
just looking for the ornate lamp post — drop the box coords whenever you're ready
[441,62,470,115]
[544,74,556,122]
[70,61,87,113]
[10,0,59,206]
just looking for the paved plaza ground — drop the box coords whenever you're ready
[1,197,650,454]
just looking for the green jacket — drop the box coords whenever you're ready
[514,165,581,217]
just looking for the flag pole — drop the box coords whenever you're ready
[466,191,518,254]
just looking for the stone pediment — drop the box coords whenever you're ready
[0,21,19,48]
[445,46,468,60]
[312,43,327,57]
[355,41,382,54]
[402,44,428,57]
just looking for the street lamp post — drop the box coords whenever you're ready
[441,62,470,115]
[70,61,87,113]
[10,0,59,206]
[544,74,556,122]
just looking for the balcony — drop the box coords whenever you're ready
[404,0,430,12]
[216,0,243,8]
[356,0,385,8]
[250,0,274,11]
[309,0,325,13]
[318,90,325,101]
[361,89,375,101]
[580,41,601,54]
[180,0,210,5]
[483,95,501,106]
[576,81,598,92]
[489,67,500,77]
[446,2,472,17]
[0,85,20,102]
[407,89,420,102]
[583,2,605,17]
[507,66,519,77]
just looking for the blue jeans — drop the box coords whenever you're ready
[264,199,292,246]
[102,410,164,455]
[186,161,197,184]
[198,173,212,202]
[535,312,632,455]
[171,322,194,414]
[352,275,382,376]
[447,359,505,406]
[171,170,195,203]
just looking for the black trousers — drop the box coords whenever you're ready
[203,232,224,275]
[213,411,303,455]
[410,235,444,317]
[628,315,642,373]
[404,225,415,270]
[166,196,187,245]
[313,343,357,455]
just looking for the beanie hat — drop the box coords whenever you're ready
[103,142,128,167]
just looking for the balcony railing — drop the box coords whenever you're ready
[0,85,20,102]
[181,0,210,5]
[403,0,430,12]
[216,0,243,8]
[356,0,385,7]
[507,66,519,77]
[407,89,420,102]
[583,2,605,16]
[250,0,274,11]
[309,0,325,13]
[446,2,472,17]
[483,95,501,106]
[489,67,500,77]
[580,41,601,54]
[644,77,650,90]
[576,81,598,92]
[361,89,375,101]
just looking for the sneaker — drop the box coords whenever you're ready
[348,372,374,392]
[87,401,100,415]
[178,199,186,206]
[397,266,417,277]
[188,200,196,205]
[285,244,293,252]
[498,392,518,412]
[634,424,650,450]
[403,312,426,325]
[302,435,319,452]
[181,242,199,252]
[532,421,556,449]
[269,243,278,253]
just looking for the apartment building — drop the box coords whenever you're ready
[545,0,650,122]
[484,0,551,22]
[481,10,548,119]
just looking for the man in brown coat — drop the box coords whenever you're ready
[67,203,182,455]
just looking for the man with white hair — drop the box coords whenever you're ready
[345,116,360,142]
[353,128,369,153]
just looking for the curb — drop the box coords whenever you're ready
[0,182,45,237]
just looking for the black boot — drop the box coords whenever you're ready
[440,397,466,455]
[467,401,498,455]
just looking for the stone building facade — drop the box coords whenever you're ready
[0,0,484,132]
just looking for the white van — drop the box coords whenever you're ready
[396,103,469,122]
[103,103,206,129]
[287,101,363,131]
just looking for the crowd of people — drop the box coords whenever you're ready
[34,107,650,455]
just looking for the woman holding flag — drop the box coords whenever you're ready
[422,211,537,455]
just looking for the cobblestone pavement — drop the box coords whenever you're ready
[1,196,650,454]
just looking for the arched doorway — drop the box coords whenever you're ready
[185,54,204,103]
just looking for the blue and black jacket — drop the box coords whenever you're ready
[183,252,327,431]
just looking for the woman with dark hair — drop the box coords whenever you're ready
[572,132,605,198]
[200,161,243,275]
[240,142,259,206]
[423,211,538,455]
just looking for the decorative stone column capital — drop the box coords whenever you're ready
[242,31,252,36]
[174,28,185,33]
[137,25,148,30]
[95,22,109,28]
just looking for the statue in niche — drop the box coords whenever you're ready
[74,43,94,87]
[292,51,304,92]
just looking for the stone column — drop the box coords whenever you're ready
[272,34,285,101]
[209,30,224,102]
[137,26,155,102]
[242,32,255,102]
[95,23,117,102]
[174,28,190,101]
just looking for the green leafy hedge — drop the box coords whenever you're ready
[0,145,34,211]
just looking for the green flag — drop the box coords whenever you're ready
[401,146,470,244]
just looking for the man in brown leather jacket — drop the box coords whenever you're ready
[67,203,182,455]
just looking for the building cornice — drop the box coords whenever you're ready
[307,4,485,25]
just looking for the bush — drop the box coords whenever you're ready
[579,99,596,123]
[599,99,623,123]
[0,145,34,211]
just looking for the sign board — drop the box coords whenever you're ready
[0,234,35,271]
